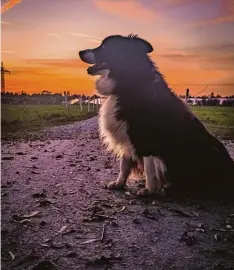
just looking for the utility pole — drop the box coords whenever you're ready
[185,88,190,105]
[1,62,11,92]
[64,91,69,112]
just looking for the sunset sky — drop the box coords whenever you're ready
[1,0,234,96]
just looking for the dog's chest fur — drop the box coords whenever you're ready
[99,95,136,159]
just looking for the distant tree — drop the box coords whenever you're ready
[41,90,51,95]
[21,91,28,96]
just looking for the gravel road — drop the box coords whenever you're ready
[1,116,234,270]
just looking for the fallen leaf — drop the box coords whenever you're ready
[62,229,76,235]
[103,239,113,249]
[39,243,50,247]
[16,152,26,155]
[8,251,15,261]
[142,209,158,221]
[83,214,116,222]
[2,156,14,160]
[55,155,63,159]
[82,239,99,244]
[19,219,31,224]
[192,211,199,217]
[91,255,112,265]
[58,226,67,234]
[180,231,196,246]
[214,228,234,232]
[32,260,56,270]
[132,218,141,224]
[195,228,205,233]
[110,221,119,227]
[40,220,46,226]
[50,243,64,249]
[31,171,40,174]
[65,252,77,258]
[22,211,41,218]
[167,207,191,217]
[157,209,165,217]
[115,206,126,213]
[87,254,121,266]
[38,199,52,207]
[32,192,46,199]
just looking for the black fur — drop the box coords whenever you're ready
[80,34,234,200]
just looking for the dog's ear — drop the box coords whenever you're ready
[136,38,153,54]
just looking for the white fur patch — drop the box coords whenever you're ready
[143,156,167,192]
[99,95,136,160]
[96,71,116,96]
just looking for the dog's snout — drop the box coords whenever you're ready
[79,50,86,59]
[79,49,96,64]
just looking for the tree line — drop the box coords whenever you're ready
[1,90,234,106]
[1,91,101,105]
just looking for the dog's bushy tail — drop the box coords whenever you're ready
[130,158,145,180]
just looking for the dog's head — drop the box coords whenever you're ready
[79,34,153,76]
[79,34,153,95]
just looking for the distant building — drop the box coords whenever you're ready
[181,97,234,106]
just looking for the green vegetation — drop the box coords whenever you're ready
[1,105,234,140]
[1,104,97,134]
[191,106,234,140]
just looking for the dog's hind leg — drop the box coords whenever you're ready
[137,156,167,196]
[107,156,133,189]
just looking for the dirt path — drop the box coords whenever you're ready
[1,117,234,270]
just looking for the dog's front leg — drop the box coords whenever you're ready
[137,156,166,196]
[107,156,133,189]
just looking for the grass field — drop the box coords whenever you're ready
[191,106,234,139]
[1,105,234,139]
[1,104,97,134]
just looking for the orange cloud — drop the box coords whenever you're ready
[4,59,95,94]
[1,50,15,54]
[93,0,157,21]
[27,58,88,69]
[68,32,102,44]
[188,15,234,28]
[47,33,61,38]
[5,60,234,96]
[68,32,102,40]
[163,0,211,7]
[159,52,234,71]
[188,0,234,27]
[5,64,94,94]
[1,0,21,14]
[0,20,12,25]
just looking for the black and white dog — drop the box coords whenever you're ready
[79,34,234,199]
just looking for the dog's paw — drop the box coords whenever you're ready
[107,181,125,190]
[137,188,151,197]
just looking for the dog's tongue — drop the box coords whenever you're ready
[87,63,108,75]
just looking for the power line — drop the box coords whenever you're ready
[194,85,208,96]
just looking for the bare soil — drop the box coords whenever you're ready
[1,117,234,270]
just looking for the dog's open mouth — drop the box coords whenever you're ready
[87,62,109,76]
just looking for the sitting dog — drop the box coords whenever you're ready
[79,34,234,199]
